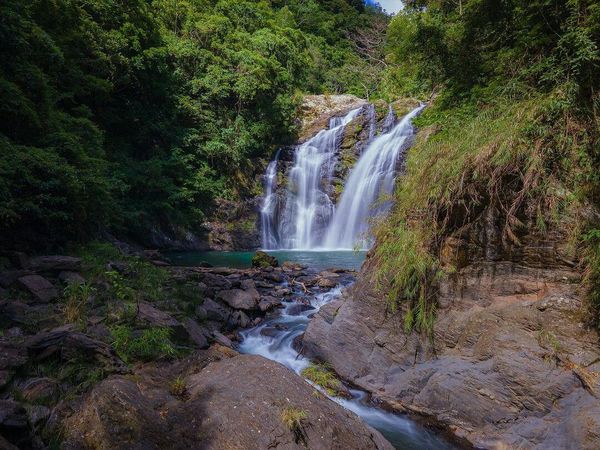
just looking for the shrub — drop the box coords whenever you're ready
[62,282,96,325]
[301,363,344,397]
[111,326,176,363]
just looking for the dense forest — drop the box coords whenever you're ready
[0,0,387,250]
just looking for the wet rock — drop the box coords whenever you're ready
[60,354,392,450]
[251,251,278,268]
[317,277,337,289]
[0,301,31,325]
[274,287,291,297]
[182,318,209,349]
[18,275,58,303]
[217,289,259,310]
[28,255,81,272]
[58,271,85,285]
[286,304,315,316]
[258,296,281,312]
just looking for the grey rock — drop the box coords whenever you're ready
[17,275,58,302]
[202,298,230,322]
[286,303,315,316]
[182,318,209,349]
[217,289,258,310]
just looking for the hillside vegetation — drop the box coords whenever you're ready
[373,0,600,330]
[0,0,387,250]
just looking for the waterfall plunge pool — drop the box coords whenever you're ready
[165,249,367,271]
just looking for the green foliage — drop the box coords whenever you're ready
[62,282,96,325]
[301,363,344,397]
[0,0,386,251]
[374,0,600,331]
[111,325,176,362]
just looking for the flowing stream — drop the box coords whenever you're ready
[239,283,455,449]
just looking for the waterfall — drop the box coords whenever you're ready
[323,105,425,250]
[260,149,281,249]
[277,107,362,249]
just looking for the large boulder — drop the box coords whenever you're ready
[60,354,393,449]
[217,289,259,310]
[17,275,58,303]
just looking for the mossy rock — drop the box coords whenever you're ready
[340,116,365,149]
[251,251,278,268]
[391,98,421,118]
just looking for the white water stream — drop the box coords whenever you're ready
[238,284,455,449]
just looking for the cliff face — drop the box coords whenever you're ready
[302,200,600,448]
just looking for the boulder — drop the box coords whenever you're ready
[136,302,179,328]
[26,405,50,428]
[28,255,81,272]
[286,303,315,316]
[251,251,278,268]
[217,289,258,310]
[258,296,281,312]
[17,275,58,303]
[303,260,600,449]
[194,305,208,321]
[202,298,230,322]
[182,318,209,349]
[60,354,392,450]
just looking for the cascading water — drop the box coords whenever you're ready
[323,104,425,250]
[277,107,362,249]
[260,149,281,249]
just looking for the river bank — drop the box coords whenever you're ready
[1,246,457,449]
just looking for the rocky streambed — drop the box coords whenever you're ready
[1,248,444,449]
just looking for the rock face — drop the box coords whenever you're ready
[60,352,393,450]
[303,229,600,448]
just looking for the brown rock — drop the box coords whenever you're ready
[60,354,392,450]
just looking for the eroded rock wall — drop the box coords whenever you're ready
[303,209,600,449]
